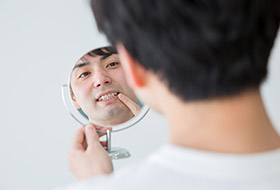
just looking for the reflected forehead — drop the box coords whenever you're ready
[72,57,98,72]
[74,55,101,70]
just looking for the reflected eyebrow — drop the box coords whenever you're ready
[100,54,113,61]
[72,62,91,71]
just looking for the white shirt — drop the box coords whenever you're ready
[55,144,280,190]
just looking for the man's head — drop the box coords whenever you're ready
[70,47,138,126]
[90,0,280,111]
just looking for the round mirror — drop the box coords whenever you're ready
[61,46,149,159]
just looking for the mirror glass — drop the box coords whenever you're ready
[62,46,149,159]
[62,46,149,132]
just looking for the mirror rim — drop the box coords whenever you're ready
[63,47,150,132]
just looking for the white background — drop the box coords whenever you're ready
[0,1,279,190]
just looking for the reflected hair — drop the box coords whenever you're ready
[81,46,117,62]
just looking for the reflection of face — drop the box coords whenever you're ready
[70,52,138,126]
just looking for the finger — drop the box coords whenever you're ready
[95,126,112,131]
[117,93,141,115]
[84,124,102,151]
[100,141,107,147]
[94,126,112,147]
[71,126,86,151]
[95,126,112,138]
[82,137,88,149]
[97,132,107,138]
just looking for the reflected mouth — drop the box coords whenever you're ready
[96,92,120,102]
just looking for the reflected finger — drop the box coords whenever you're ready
[117,93,140,116]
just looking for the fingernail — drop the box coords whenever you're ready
[118,93,124,99]
[86,125,93,131]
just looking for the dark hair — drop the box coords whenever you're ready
[81,46,117,61]
[91,0,280,101]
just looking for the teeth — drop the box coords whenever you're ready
[98,92,118,101]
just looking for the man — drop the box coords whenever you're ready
[70,46,140,126]
[58,1,280,189]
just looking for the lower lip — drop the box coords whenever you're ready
[97,95,118,104]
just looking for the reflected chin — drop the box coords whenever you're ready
[89,104,134,126]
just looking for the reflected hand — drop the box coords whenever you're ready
[118,93,141,116]
[68,124,113,180]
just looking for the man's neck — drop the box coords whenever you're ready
[165,89,280,154]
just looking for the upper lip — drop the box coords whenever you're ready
[95,90,119,101]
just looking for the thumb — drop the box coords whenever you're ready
[84,124,101,150]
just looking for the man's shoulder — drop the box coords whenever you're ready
[54,159,163,190]
[54,146,172,190]
[55,144,280,190]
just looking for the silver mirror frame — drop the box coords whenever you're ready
[61,49,150,132]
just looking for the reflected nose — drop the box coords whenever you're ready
[93,70,112,88]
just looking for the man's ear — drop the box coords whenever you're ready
[70,90,81,109]
[116,44,146,88]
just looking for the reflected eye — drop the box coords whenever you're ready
[79,72,91,79]
[106,62,119,68]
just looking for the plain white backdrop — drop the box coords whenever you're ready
[0,1,279,190]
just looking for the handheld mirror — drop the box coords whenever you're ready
[61,46,149,159]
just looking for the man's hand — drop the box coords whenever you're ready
[118,93,141,116]
[68,124,113,180]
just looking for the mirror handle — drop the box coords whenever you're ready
[105,129,111,151]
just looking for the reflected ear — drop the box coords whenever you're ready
[116,44,146,88]
[70,90,81,109]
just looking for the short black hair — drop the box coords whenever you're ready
[91,0,280,101]
[81,46,117,62]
